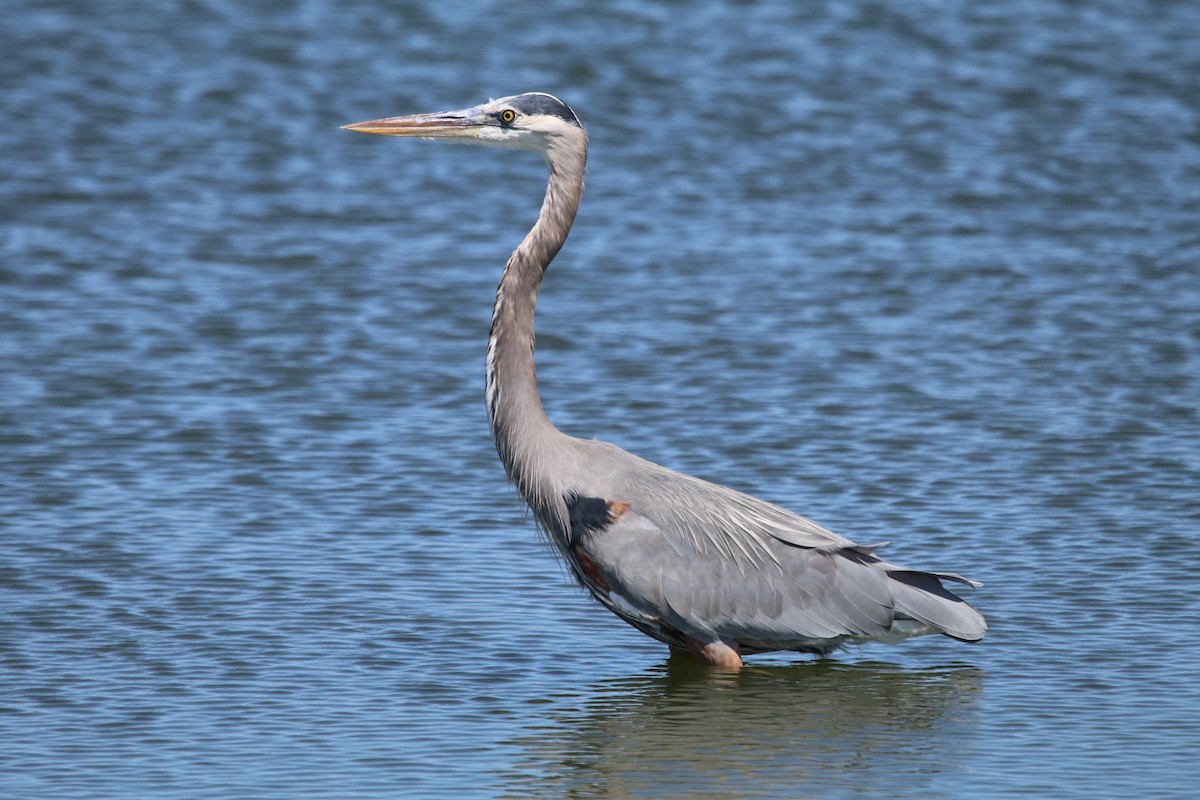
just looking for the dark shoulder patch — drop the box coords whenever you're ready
[565,492,630,544]
[567,493,611,533]
[510,93,581,126]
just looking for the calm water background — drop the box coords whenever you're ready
[3,1,1199,797]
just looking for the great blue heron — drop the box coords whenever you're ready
[343,92,986,668]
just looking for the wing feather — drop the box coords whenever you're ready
[566,441,984,652]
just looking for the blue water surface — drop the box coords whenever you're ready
[2,1,1199,798]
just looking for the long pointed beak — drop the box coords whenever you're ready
[341,108,484,139]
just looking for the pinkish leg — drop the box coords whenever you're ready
[668,638,743,668]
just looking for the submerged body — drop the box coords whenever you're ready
[344,93,986,667]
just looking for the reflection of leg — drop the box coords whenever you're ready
[668,638,743,668]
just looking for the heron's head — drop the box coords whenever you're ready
[342,92,584,157]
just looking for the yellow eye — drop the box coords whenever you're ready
[500,109,516,124]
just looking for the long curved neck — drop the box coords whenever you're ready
[486,133,587,511]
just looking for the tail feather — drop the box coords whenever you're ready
[887,569,987,642]
[925,569,983,589]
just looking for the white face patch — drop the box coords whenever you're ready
[472,121,550,155]
[476,126,522,143]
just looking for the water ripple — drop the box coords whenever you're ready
[3,1,1199,798]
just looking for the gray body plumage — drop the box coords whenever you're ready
[344,93,986,663]
[525,436,983,655]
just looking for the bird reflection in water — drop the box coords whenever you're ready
[502,660,983,797]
